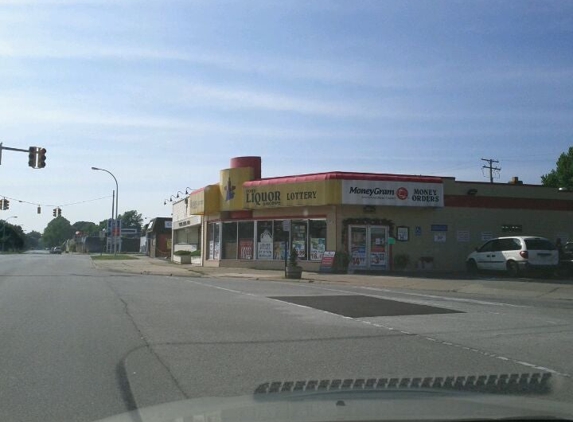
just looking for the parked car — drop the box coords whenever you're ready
[466,236,558,276]
[51,247,62,254]
[558,241,573,276]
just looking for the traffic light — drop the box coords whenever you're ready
[0,199,4,210]
[57,208,62,217]
[53,208,57,217]
[38,148,46,169]
[37,148,47,168]
[28,147,38,168]
[37,206,41,214]
[3,199,9,210]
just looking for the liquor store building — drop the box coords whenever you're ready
[182,156,572,272]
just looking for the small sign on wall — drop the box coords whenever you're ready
[397,226,409,241]
[434,233,447,243]
[457,230,470,242]
[431,224,448,232]
[481,231,493,241]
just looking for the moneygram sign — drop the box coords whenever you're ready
[342,180,444,207]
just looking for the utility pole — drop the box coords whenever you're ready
[481,158,501,183]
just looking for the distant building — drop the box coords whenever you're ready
[146,217,172,258]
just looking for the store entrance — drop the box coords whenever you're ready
[348,225,389,272]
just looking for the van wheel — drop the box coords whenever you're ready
[466,259,478,274]
[507,261,520,277]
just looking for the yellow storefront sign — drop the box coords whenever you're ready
[243,180,341,209]
[220,167,254,212]
[188,185,220,215]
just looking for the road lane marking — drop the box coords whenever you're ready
[324,285,528,308]
[184,278,571,379]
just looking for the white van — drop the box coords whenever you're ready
[466,236,558,276]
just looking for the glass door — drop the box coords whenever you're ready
[348,225,389,271]
[349,226,367,269]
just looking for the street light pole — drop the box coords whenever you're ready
[1,216,18,253]
[91,167,119,255]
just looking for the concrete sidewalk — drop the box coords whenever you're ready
[90,254,573,301]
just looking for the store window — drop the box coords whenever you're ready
[292,220,308,260]
[309,220,327,261]
[273,220,288,260]
[238,221,254,259]
[222,222,238,259]
[207,223,220,260]
[256,221,273,260]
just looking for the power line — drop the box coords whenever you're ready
[0,194,112,208]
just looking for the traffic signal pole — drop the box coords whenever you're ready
[0,143,47,168]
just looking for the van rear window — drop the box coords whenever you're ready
[525,239,555,250]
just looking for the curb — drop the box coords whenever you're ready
[89,256,573,301]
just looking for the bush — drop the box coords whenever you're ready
[333,250,350,273]
[173,250,192,256]
[288,247,299,267]
[394,253,410,270]
[174,249,201,257]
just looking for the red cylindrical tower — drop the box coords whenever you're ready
[230,156,262,180]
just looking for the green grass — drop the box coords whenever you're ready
[91,254,139,261]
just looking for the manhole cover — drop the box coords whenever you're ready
[270,295,463,318]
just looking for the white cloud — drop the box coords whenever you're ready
[177,83,389,119]
[0,36,411,89]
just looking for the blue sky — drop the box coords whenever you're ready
[0,0,571,233]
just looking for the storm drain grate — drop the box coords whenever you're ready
[270,295,463,318]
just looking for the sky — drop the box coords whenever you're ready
[0,0,572,233]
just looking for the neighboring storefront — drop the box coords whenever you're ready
[174,156,573,272]
[172,197,202,255]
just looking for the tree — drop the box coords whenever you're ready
[25,230,43,250]
[42,216,74,248]
[97,219,108,231]
[119,210,143,231]
[1,222,25,252]
[72,221,98,236]
[541,147,573,189]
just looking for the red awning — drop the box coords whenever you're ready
[244,171,442,187]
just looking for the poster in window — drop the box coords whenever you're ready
[273,241,286,260]
[257,226,273,260]
[351,246,367,267]
[310,238,326,261]
[292,240,306,259]
[209,241,214,260]
[370,252,386,267]
[258,241,273,260]
[239,239,253,259]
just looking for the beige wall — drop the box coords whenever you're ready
[335,204,571,271]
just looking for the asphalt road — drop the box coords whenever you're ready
[1,253,572,422]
